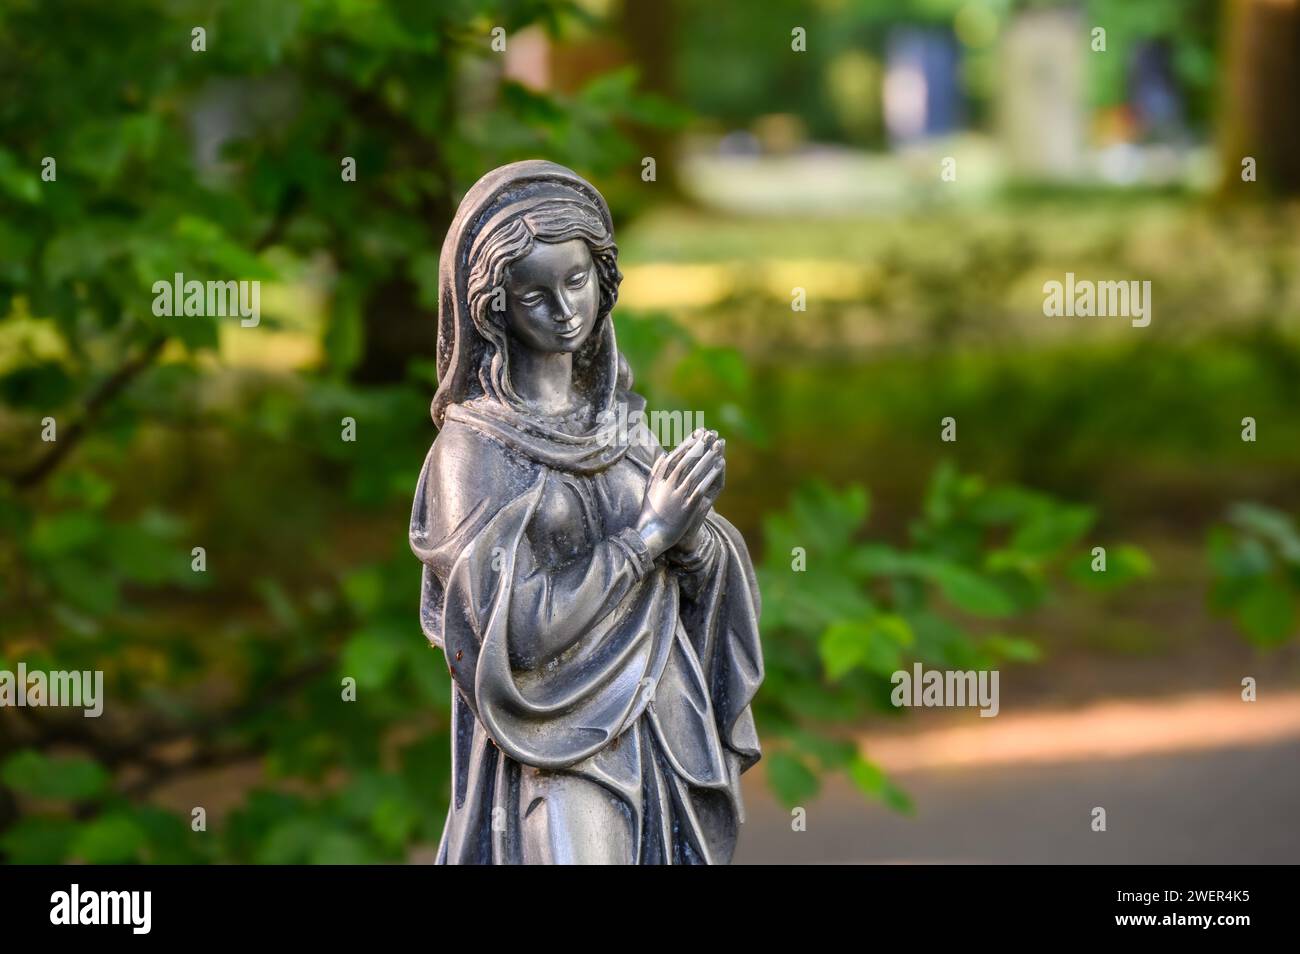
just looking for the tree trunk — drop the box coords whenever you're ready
[617,0,683,197]
[1220,0,1300,194]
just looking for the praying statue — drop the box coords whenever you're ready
[409,160,763,864]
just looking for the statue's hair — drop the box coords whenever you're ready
[464,196,622,405]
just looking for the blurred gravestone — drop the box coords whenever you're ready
[999,8,1085,181]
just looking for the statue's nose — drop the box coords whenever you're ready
[555,288,577,321]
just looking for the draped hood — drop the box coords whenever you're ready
[431,159,630,451]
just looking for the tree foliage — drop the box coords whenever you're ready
[753,462,1150,809]
[0,0,676,863]
[0,0,1154,863]
[1208,503,1300,648]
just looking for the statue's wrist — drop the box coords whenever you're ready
[635,519,672,560]
[675,522,706,553]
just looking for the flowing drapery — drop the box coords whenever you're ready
[409,399,762,863]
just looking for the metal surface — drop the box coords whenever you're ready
[409,161,763,864]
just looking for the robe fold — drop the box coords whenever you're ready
[409,396,763,864]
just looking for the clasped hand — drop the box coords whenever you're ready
[635,428,725,559]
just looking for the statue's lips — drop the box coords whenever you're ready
[554,321,583,339]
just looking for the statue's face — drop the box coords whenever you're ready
[502,238,600,354]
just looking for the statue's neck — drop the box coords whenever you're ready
[509,347,579,417]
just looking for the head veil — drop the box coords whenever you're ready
[430,161,639,473]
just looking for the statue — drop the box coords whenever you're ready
[409,161,763,864]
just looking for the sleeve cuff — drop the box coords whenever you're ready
[614,526,654,578]
[667,520,717,574]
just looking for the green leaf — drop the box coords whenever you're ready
[924,562,1018,617]
[311,830,377,864]
[256,818,321,865]
[27,511,103,557]
[982,634,1042,662]
[1229,503,1300,565]
[0,148,42,203]
[1007,504,1095,559]
[1235,579,1296,647]
[340,629,403,690]
[369,795,418,849]
[173,216,276,279]
[846,543,916,578]
[819,614,913,680]
[342,566,385,615]
[49,470,114,509]
[788,729,857,770]
[906,609,985,670]
[766,752,820,807]
[104,519,188,586]
[1070,543,1154,590]
[0,816,77,863]
[848,755,914,814]
[1,751,110,801]
[882,781,914,814]
[762,482,870,568]
[44,557,121,615]
[132,805,207,864]
[71,813,147,863]
[324,278,365,375]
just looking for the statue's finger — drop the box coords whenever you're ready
[682,450,723,494]
[663,433,703,478]
[681,430,717,465]
[686,461,725,504]
[679,443,720,484]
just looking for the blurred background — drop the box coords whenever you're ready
[2,0,1299,864]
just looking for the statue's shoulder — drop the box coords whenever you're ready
[429,406,534,486]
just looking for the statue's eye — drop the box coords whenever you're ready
[566,269,589,288]
[519,291,544,306]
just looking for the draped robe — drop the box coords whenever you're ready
[409,395,763,864]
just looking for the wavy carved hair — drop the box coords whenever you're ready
[464,196,622,406]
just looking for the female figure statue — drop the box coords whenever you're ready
[409,161,762,864]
